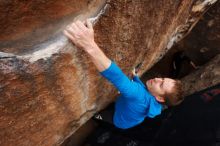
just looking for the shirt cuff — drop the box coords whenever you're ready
[100,60,117,77]
[100,60,113,73]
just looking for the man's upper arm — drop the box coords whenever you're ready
[100,61,144,99]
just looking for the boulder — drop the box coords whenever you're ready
[0,0,218,145]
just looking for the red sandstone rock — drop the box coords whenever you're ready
[0,0,218,145]
[182,54,220,96]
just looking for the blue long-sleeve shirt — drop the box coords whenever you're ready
[100,61,162,129]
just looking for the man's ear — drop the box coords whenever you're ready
[155,96,165,103]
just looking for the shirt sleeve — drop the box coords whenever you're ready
[133,75,146,88]
[100,61,145,100]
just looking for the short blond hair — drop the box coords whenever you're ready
[164,79,184,106]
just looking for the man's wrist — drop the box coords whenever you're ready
[85,42,99,54]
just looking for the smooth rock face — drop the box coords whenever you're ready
[0,0,218,146]
[0,0,106,54]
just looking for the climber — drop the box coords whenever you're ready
[63,20,184,129]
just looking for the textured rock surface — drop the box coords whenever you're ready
[141,0,220,79]
[175,0,220,66]
[182,54,220,96]
[181,1,220,93]
[0,0,218,146]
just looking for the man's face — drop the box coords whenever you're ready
[146,77,176,99]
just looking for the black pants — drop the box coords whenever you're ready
[94,103,115,125]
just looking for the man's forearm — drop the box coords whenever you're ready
[85,43,111,72]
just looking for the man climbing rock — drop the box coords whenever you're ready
[63,20,184,129]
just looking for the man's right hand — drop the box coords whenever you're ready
[63,19,97,53]
[132,68,139,77]
[63,19,111,72]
